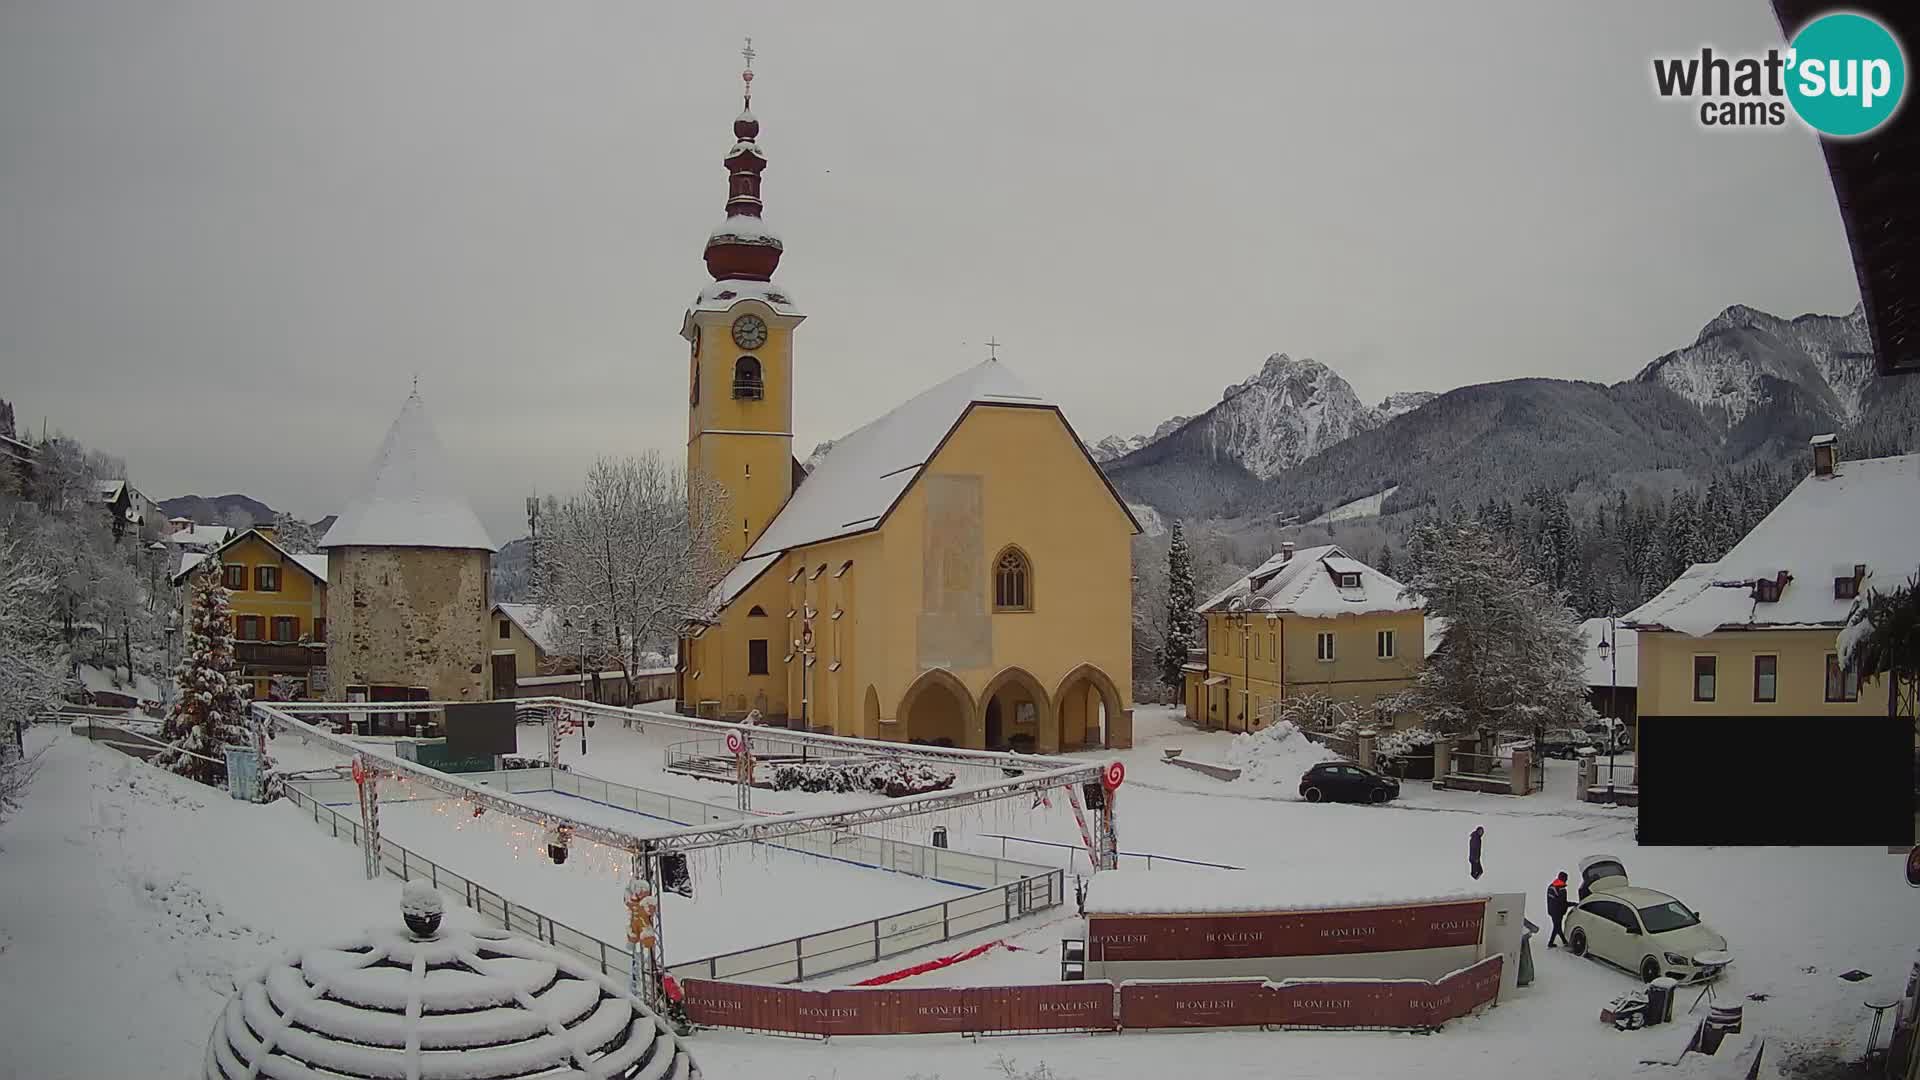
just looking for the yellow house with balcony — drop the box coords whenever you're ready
[673,67,1138,751]
[1184,543,1426,732]
[174,526,329,700]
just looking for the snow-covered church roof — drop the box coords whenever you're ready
[1198,544,1419,618]
[321,391,496,553]
[1625,451,1920,637]
[205,893,701,1079]
[742,359,1102,559]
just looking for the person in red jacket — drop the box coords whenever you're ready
[1546,871,1570,948]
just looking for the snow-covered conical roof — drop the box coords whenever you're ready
[205,905,702,1079]
[320,390,496,552]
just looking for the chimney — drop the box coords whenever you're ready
[1281,541,1295,561]
[1810,433,1838,478]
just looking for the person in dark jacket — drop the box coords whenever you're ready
[1468,827,1484,880]
[1546,870,1570,947]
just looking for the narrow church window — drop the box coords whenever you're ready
[748,639,769,675]
[994,547,1032,612]
[733,356,764,400]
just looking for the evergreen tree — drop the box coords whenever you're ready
[1400,519,1596,736]
[1158,521,1198,688]
[156,565,256,784]
[1378,543,1394,577]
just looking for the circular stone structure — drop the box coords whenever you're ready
[206,894,701,1079]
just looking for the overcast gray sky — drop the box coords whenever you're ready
[0,2,1864,541]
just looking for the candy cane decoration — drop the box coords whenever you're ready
[1064,784,1097,870]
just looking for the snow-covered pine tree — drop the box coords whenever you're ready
[155,564,256,784]
[1158,521,1198,688]
[1400,519,1595,737]
[271,511,320,554]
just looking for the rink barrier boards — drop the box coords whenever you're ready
[278,770,1065,987]
[681,955,1503,1037]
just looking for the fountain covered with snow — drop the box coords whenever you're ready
[205,887,702,1079]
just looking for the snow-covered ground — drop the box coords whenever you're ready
[1308,484,1400,524]
[3,715,1913,1079]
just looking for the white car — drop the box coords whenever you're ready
[1563,855,1731,984]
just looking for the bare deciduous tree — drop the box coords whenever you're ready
[530,454,731,701]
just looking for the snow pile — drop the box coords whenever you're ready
[1224,721,1344,788]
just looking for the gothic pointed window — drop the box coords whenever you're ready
[733,356,764,400]
[993,546,1032,612]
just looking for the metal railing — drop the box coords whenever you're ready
[279,780,638,980]
[976,832,1244,872]
[664,871,1063,985]
[277,764,1064,985]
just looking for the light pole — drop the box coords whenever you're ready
[1598,615,1618,805]
[794,621,815,731]
[1228,598,1249,732]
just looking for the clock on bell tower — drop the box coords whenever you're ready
[682,41,804,562]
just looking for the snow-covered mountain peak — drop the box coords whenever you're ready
[1637,304,1872,427]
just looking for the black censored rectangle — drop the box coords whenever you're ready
[1637,716,1915,846]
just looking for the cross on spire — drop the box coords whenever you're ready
[985,337,1002,360]
[741,36,755,105]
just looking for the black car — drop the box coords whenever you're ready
[1298,761,1400,804]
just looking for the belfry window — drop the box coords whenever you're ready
[993,547,1032,612]
[733,356,764,400]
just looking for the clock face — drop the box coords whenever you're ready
[731,314,768,350]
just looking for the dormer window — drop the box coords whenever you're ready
[1338,573,1361,589]
[1835,564,1865,600]
[1752,571,1790,603]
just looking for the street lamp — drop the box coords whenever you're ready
[793,621,815,730]
[1597,615,1618,804]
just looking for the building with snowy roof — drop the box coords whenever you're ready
[490,602,675,705]
[172,526,330,700]
[1183,543,1426,733]
[1624,436,1919,723]
[673,54,1138,751]
[320,389,496,718]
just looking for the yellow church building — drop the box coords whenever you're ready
[674,60,1138,751]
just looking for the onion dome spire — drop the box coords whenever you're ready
[704,36,784,282]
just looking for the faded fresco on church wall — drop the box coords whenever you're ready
[917,473,990,671]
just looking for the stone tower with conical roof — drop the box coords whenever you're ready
[320,389,497,708]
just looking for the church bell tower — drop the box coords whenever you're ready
[682,38,804,562]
